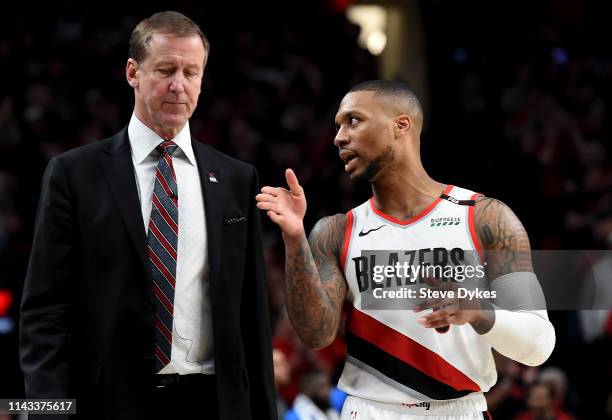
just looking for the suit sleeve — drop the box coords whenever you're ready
[20,157,75,398]
[241,166,278,420]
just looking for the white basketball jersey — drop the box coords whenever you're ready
[337,185,496,408]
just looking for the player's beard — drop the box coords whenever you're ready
[352,145,395,186]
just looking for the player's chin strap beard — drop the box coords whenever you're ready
[355,146,395,186]
[353,158,382,186]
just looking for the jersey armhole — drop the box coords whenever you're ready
[340,210,354,272]
[468,193,485,263]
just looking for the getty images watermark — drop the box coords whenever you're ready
[354,249,612,311]
[370,258,492,301]
[354,248,491,310]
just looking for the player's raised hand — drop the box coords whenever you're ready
[255,168,307,237]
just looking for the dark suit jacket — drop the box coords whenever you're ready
[19,128,277,420]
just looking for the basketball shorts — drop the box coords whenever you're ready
[340,394,492,420]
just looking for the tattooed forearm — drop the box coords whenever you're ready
[474,197,533,280]
[283,214,348,349]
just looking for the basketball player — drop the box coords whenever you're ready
[255,80,555,419]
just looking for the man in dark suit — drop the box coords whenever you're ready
[19,11,277,420]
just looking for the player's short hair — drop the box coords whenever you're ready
[129,11,210,63]
[348,80,422,116]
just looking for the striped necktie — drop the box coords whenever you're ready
[147,140,179,371]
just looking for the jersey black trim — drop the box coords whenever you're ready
[346,331,477,400]
[439,193,475,206]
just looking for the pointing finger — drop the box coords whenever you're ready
[285,169,303,196]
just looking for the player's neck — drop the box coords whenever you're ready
[371,160,445,221]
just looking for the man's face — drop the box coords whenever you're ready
[127,33,206,138]
[334,91,396,183]
[527,384,552,412]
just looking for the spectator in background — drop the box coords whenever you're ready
[537,366,576,415]
[514,381,575,420]
[285,370,341,420]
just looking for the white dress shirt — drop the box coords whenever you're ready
[128,113,214,374]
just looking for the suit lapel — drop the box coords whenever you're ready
[99,129,150,274]
[192,139,223,286]
[98,132,223,285]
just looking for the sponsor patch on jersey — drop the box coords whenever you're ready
[430,217,460,227]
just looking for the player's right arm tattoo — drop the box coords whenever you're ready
[284,214,348,349]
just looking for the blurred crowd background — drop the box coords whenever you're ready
[1,0,611,419]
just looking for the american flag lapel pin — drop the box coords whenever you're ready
[207,171,219,183]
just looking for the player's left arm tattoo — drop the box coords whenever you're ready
[470,196,534,333]
[474,196,533,280]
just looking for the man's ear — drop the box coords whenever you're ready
[126,58,139,89]
[395,115,411,137]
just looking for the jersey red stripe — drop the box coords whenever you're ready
[340,210,354,271]
[347,308,481,392]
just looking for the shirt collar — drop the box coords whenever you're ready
[127,113,197,166]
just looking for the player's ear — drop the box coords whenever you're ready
[126,58,140,89]
[394,115,411,137]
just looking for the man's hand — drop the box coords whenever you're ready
[256,168,307,238]
[256,169,347,349]
[413,277,494,334]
